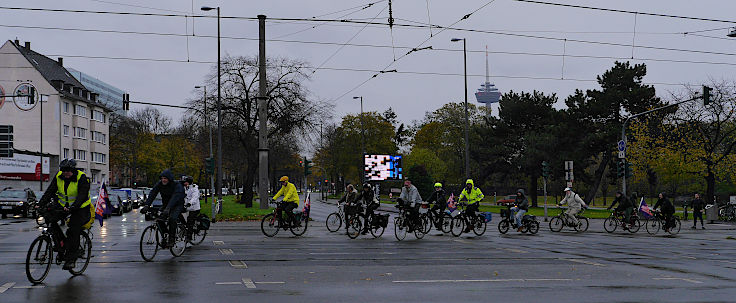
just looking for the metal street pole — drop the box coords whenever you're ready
[353,96,365,185]
[257,15,270,209]
[196,86,215,217]
[451,38,470,180]
[543,177,548,222]
[202,6,222,214]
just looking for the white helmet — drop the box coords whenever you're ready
[564,187,572,192]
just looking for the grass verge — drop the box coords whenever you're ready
[200,195,273,221]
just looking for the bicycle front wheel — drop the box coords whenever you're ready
[421,214,431,234]
[549,216,563,232]
[139,225,159,262]
[170,223,187,257]
[394,217,407,241]
[326,212,342,232]
[603,216,617,233]
[450,216,465,237]
[498,219,510,234]
[26,235,52,284]
[346,215,363,239]
[261,214,279,237]
[440,213,452,233]
[645,218,660,235]
[69,231,92,275]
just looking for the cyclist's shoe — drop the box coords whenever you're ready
[62,259,76,270]
[516,226,523,232]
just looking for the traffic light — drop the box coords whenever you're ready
[617,161,625,178]
[541,161,551,178]
[324,179,329,183]
[123,93,130,110]
[205,157,214,174]
[625,162,633,178]
[303,157,312,176]
[703,85,712,106]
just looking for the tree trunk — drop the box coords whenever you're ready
[705,165,716,205]
[585,151,612,204]
[528,173,538,207]
[242,157,258,208]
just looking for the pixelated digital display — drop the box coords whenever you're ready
[364,155,402,181]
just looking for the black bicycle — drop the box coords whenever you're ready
[393,201,427,241]
[26,208,92,284]
[549,207,589,232]
[449,202,487,237]
[498,205,539,234]
[419,202,452,234]
[603,210,641,233]
[139,209,187,262]
[260,200,308,237]
[645,210,681,235]
[346,208,390,239]
[183,213,210,245]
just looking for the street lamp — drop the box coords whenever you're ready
[201,5,223,216]
[451,37,470,180]
[353,96,366,184]
[195,86,215,211]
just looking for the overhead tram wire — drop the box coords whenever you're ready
[269,0,387,27]
[3,23,736,67]
[272,0,384,38]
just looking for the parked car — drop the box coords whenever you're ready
[0,188,37,218]
[144,198,163,221]
[108,192,126,216]
[131,189,145,208]
[496,195,517,206]
[114,190,134,213]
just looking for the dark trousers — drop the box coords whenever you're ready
[466,203,479,217]
[279,202,297,224]
[48,205,90,262]
[187,210,200,231]
[160,205,184,241]
[693,210,704,227]
[363,203,379,232]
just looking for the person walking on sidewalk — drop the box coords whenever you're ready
[691,193,705,229]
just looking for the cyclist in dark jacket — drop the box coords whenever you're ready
[511,189,529,231]
[355,183,378,234]
[608,191,634,227]
[653,192,675,231]
[427,183,446,213]
[142,169,186,247]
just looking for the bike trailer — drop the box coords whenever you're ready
[197,214,211,230]
[481,212,492,223]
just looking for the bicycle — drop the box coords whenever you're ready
[183,212,209,245]
[549,207,589,232]
[393,200,427,241]
[260,200,308,237]
[449,202,487,237]
[139,209,187,262]
[26,208,92,284]
[603,210,641,233]
[498,205,539,235]
[419,202,452,234]
[346,209,390,239]
[645,210,681,235]
[325,201,345,233]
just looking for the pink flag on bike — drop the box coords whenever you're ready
[447,193,457,212]
[303,192,311,217]
[639,198,653,219]
[95,181,108,226]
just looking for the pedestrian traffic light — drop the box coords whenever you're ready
[541,161,551,178]
[205,157,214,174]
[617,161,625,178]
[703,85,712,106]
[304,157,312,176]
[625,162,633,178]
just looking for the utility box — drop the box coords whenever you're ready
[706,204,719,222]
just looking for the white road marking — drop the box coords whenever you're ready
[308,252,350,255]
[453,239,473,244]
[393,278,573,283]
[254,281,286,284]
[653,278,703,284]
[562,258,605,267]
[557,239,583,245]
[215,282,243,285]
[12,285,45,289]
[213,241,224,245]
[716,260,736,265]
[228,260,247,268]
[500,248,528,254]
[219,248,234,255]
[0,282,16,293]
[242,278,257,289]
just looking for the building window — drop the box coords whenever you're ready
[91,152,106,164]
[102,133,106,144]
[73,127,87,139]
[74,149,86,161]
[63,102,70,114]
[92,110,106,123]
[63,148,69,159]
[73,105,87,118]
[63,125,69,136]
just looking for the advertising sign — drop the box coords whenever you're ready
[364,155,403,181]
[0,153,50,181]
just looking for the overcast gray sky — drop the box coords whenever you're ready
[3,0,735,124]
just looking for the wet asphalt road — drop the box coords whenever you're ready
[1,198,735,303]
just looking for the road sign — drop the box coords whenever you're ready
[617,140,626,152]
[564,161,573,170]
[564,161,573,181]
[618,151,625,159]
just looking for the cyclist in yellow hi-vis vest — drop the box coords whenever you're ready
[38,159,92,270]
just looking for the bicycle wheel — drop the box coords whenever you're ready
[326,212,342,232]
[260,214,279,237]
[628,218,641,233]
[667,218,681,235]
[441,213,453,233]
[472,215,487,236]
[394,217,407,241]
[189,227,207,245]
[450,216,465,237]
[498,219,510,234]
[290,215,308,236]
[414,219,427,239]
[346,215,363,239]
[603,216,618,233]
[549,216,563,232]
[139,225,159,262]
[528,221,540,234]
[370,218,386,238]
[645,218,660,235]
[170,223,187,257]
[575,217,589,232]
[69,231,92,276]
[26,235,52,284]
[421,214,432,234]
